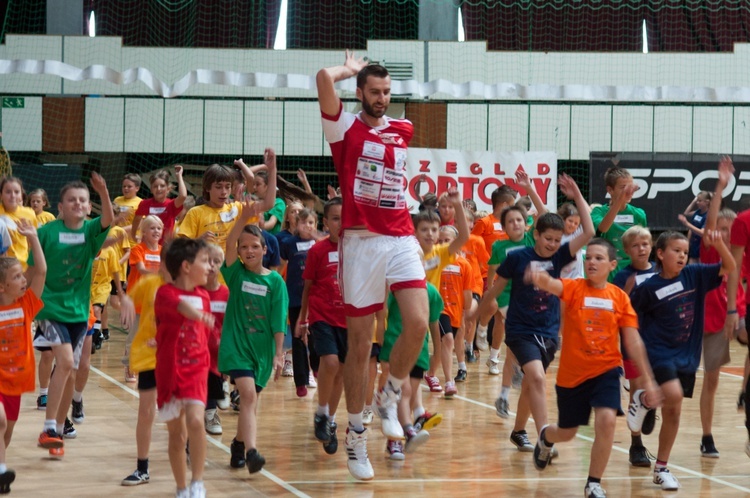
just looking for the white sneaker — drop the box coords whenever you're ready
[204,409,222,435]
[376,382,404,440]
[584,481,607,498]
[627,389,649,432]
[175,488,190,498]
[476,324,489,351]
[486,357,500,375]
[362,408,374,425]
[404,427,430,454]
[217,381,230,410]
[653,468,680,490]
[495,396,510,419]
[281,352,293,377]
[189,480,206,498]
[346,426,374,480]
[308,372,317,388]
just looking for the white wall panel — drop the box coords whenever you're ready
[529,105,570,159]
[85,98,124,152]
[571,106,611,160]
[654,107,692,153]
[612,106,653,152]
[692,107,733,154]
[204,100,243,155]
[244,101,283,156]
[447,104,487,150]
[124,99,163,153]
[1,97,42,151]
[283,101,323,156]
[164,100,203,154]
[488,104,529,152]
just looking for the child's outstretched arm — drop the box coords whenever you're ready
[622,327,663,409]
[677,214,704,238]
[225,198,258,267]
[703,156,733,235]
[515,169,548,216]
[317,50,367,117]
[447,188,469,255]
[470,276,508,324]
[260,148,278,212]
[559,174,595,256]
[177,299,215,329]
[18,220,45,297]
[174,165,187,209]
[91,172,113,229]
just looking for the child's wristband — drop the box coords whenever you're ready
[728,309,738,315]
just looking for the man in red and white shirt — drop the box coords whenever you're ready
[317,50,429,481]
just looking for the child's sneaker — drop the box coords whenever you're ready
[37,394,47,410]
[245,448,266,474]
[282,352,293,377]
[230,389,240,411]
[314,413,331,442]
[296,385,308,397]
[71,399,84,424]
[414,411,443,431]
[102,328,110,341]
[121,469,150,486]
[175,487,189,498]
[0,469,16,494]
[375,382,404,440]
[424,374,442,392]
[444,381,457,397]
[362,407,374,425]
[189,481,206,498]
[509,430,534,452]
[454,369,467,382]
[629,444,652,467]
[307,372,317,388]
[584,481,607,498]
[533,425,554,470]
[404,427,430,454]
[124,366,137,383]
[627,389,650,432]
[217,381,230,410]
[700,435,720,458]
[230,438,246,468]
[653,467,680,490]
[486,357,500,375]
[204,409,222,435]
[475,324,489,351]
[38,429,64,449]
[495,396,510,419]
[48,446,64,459]
[466,348,478,363]
[63,418,77,439]
[386,439,405,461]
[641,408,657,435]
[323,422,338,455]
[345,426,374,480]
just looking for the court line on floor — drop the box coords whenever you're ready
[91,366,312,498]
[286,474,750,484]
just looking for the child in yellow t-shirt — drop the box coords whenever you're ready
[0,177,38,269]
[114,173,143,244]
[26,189,56,226]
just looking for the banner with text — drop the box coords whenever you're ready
[405,149,558,213]
[590,152,750,230]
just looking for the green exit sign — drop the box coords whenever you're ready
[2,98,24,108]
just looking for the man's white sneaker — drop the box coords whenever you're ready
[653,468,680,490]
[346,426,374,480]
[486,357,500,375]
[627,389,649,432]
[375,382,405,440]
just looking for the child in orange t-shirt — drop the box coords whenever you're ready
[128,215,163,290]
[0,220,46,493]
[460,210,489,362]
[525,238,662,498]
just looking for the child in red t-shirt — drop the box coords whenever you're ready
[202,244,229,438]
[0,220,46,494]
[132,166,187,244]
[154,238,214,498]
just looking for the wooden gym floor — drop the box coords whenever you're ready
[6,325,750,497]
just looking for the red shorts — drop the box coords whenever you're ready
[623,358,641,380]
[0,393,21,421]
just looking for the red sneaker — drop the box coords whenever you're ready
[423,374,442,393]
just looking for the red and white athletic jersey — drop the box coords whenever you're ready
[322,103,414,237]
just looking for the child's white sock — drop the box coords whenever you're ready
[490,347,500,361]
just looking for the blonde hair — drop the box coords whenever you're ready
[621,225,652,248]
[0,256,21,282]
[439,225,459,239]
[206,243,225,262]
[140,215,164,232]
[718,208,737,222]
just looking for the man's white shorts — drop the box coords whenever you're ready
[340,230,426,316]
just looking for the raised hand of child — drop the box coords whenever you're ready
[264,148,277,172]
[702,229,722,248]
[90,172,108,195]
[297,168,308,184]
[174,165,183,177]
[515,169,532,190]
[717,155,734,189]
[16,218,37,238]
[239,197,260,222]
[558,173,581,200]
[327,185,340,200]
[446,187,462,204]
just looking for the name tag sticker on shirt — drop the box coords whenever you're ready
[179,295,204,310]
[144,254,161,262]
[635,272,656,286]
[493,222,502,231]
[242,281,268,296]
[296,240,315,252]
[210,301,227,313]
[444,264,460,274]
[530,260,553,272]
[584,297,614,311]
[59,232,85,245]
[219,206,238,223]
[0,308,23,322]
[149,207,166,215]
[614,214,634,224]
[655,281,685,300]
[328,251,339,263]
[362,141,386,160]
